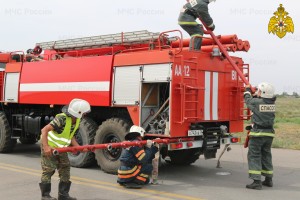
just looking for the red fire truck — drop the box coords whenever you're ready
[0,30,250,174]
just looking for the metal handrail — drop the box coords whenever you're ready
[10,51,25,63]
[158,30,183,55]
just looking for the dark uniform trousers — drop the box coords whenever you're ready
[248,137,274,181]
[178,0,214,50]
[118,145,158,185]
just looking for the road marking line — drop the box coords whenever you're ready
[142,189,204,200]
[0,163,116,186]
[0,165,42,177]
[0,163,205,200]
[72,180,173,200]
[0,165,170,200]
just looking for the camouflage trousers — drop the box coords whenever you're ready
[40,145,70,183]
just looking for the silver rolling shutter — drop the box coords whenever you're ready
[4,73,20,102]
[113,66,141,105]
[142,63,171,82]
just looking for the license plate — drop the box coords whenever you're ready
[188,130,204,136]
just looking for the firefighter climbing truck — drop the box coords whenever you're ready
[0,30,250,174]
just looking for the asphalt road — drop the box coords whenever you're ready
[0,143,299,200]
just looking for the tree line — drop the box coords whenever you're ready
[276,92,299,98]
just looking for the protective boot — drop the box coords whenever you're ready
[39,183,57,200]
[262,177,273,187]
[246,180,262,190]
[58,181,77,200]
[123,182,143,189]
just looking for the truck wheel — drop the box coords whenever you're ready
[166,148,201,165]
[0,112,16,153]
[68,117,97,168]
[94,118,130,174]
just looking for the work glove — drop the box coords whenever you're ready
[209,24,215,31]
[154,138,160,148]
[146,139,153,148]
[245,125,253,131]
[245,85,252,93]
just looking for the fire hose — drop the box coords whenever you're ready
[197,19,255,92]
[52,137,194,156]
[184,0,254,92]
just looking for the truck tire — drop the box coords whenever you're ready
[68,117,97,168]
[94,118,130,174]
[166,148,201,165]
[0,112,16,153]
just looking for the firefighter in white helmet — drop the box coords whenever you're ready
[244,83,276,190]
[178,0,216,50]
[39,99,91,200]
[117,125,159,189]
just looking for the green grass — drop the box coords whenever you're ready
[236,96,300,150]
[275,117,300,124]
[273,97,300,150]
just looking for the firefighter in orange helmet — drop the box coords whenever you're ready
[117,125,159,189]
[39,99,90,200]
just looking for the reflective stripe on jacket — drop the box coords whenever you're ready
[244,93,276,137]
[178,0,214,27]
[249,132,275,137]
[117,143,158,183]
[48,113,80,148]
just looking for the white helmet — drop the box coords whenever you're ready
[67,98,91,119]
[125,125,145,140]
[129,125,145,137]
[257,82,275,98]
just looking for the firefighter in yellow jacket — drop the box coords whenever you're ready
[39,99,91,200]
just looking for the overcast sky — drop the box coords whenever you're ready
[0,0,299,94]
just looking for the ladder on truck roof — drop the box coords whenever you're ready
[36,30,161,50]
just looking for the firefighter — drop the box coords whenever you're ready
[178,0,216,50]
[244,83,276,190]
[117,125,159,189]
[39,99,91,200]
